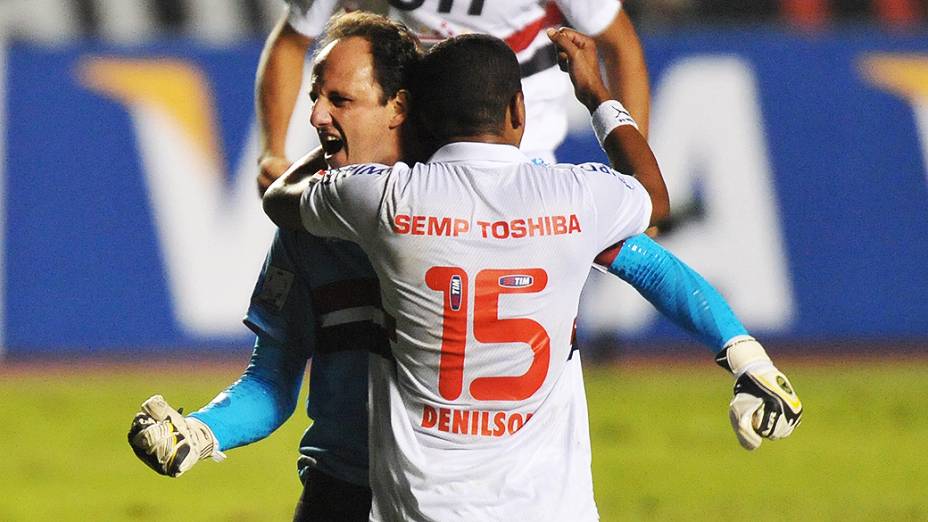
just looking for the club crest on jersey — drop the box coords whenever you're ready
[498,275,533,288]
[449,275,463,311]
[257,266,295,311]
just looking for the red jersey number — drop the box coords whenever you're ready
[426,266,550,402]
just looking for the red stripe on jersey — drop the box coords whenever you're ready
[504,3,565,54]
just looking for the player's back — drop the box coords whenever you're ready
[348,142,652,521]
[300,140,651,520]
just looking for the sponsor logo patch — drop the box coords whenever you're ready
[498,275,533,288]
[450,275,463,311]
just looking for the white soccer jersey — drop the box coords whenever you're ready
[300,142,651,521]
[284,0,622,159]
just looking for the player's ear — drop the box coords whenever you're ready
[509,90,526,131]
[388,89,410,129]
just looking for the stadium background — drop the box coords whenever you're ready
[0,0,926,520]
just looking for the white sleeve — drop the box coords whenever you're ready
[299,164,389,243]
[579,163,652,252]
[553,0,622,37]
[285,0,343,38]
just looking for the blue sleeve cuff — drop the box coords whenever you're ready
[607,234,749,351]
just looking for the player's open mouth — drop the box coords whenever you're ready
[320,134,344,157]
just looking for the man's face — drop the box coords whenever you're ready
[309,37,403,168]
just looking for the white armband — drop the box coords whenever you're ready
[591,100,638,148]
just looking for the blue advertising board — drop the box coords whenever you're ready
[2,30,927,356]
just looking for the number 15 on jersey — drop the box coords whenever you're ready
[425,266,551,402]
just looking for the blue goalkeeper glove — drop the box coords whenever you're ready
[715,337,803,450]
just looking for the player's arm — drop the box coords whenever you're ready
[267,160,387,243]
[546,27,669,225]
[127,335,306,477]
[263,148,327,230]
[593,9,650,139]
[595,234,747,349]
[188,335,307,449]
[593,234,802,450]
[256,12,314,196]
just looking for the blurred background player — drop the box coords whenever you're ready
[129,9,801,522]
[256,0,650,193]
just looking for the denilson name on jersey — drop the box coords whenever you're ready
[421,405,535,438]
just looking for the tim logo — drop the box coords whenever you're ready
[449,275,463,311]
[498,275,534,288]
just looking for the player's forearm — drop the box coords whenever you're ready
[595,10,650,139]
[189,336,305,451]
[256,16,313,161]
[602,234,749,351]
[600,125,669,224]
[263,152,322,230]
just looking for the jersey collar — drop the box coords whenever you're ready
[427,142,530,164]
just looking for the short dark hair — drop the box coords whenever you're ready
[318,11,421,104]
[409,34,522,144]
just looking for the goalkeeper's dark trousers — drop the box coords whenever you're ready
[293,468,372,522]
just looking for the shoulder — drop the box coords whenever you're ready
[318,163,393,184]
[554,161,638,189]
[550,161,620,176]
[562,161,615,174]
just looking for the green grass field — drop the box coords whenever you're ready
[1,357,925,521]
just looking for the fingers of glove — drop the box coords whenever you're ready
[171,445,198,477]
[128,412,157,440]
[747,371,802,435]
[128,420,195,477]
[128,420,174,476]
[766,407,802,440]
[131,443,172,476]
[729,393,764,450]
[131,419,178,455]
[140,395,181,423]
[740,370,802,412]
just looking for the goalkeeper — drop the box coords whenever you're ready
[127,11,802,520]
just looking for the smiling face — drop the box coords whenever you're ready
[309,36,406,168]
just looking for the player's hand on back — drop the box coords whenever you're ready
[715,338,803,450]
[546,27,611,112]
[128,395,225,477]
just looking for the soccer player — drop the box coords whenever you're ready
[262,29,802,520]
[129,14,422,521]
[128,12,802,521]
[257,0,649,193]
